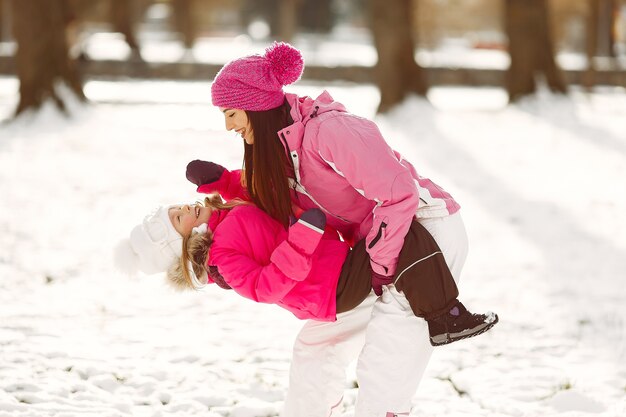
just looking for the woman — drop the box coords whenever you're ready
[192,42,491,417]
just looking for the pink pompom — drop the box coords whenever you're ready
[265,42,304,86]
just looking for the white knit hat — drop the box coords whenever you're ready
[114,205,182,275]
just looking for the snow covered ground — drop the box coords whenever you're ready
[0,74,625,417]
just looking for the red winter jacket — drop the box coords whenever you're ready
[208,204,349,321]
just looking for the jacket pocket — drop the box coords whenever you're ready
[368,221,387,249]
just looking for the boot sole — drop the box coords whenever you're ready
[430,313,499,346]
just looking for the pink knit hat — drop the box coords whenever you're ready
[211,42,304,111]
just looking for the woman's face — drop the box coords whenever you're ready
[220,107,254,145]
[169,204,212,237]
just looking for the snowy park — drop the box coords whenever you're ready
[0,0,626,410]
[1,69,625,416]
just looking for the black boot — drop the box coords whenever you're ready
[426,301,498,346]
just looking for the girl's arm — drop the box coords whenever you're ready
[210,248,302,303]
[186,160,250,201]
[209,209,326,304]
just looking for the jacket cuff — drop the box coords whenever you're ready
[370,260,396,277]
[197,170,230,195]
[288,219,324,256]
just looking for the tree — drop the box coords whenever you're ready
[584,0,618,89]
[277,0,299,43]
[299,0,332,34]
[0,0,4,42]
[369,0,427,113]
[110,0,142,60]
[171,0,196,50]
[594,0,617,57]
[504,0,566,102]
[11,0,86,116]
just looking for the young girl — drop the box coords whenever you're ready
[116,194,497,345]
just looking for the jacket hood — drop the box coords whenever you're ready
[286,91,347,125]
[280,92,347,152]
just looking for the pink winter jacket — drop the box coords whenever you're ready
[207,204,349,322]
[199,91,460,277]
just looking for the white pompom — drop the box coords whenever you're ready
[113,238,140,275]
[192,223,208,235]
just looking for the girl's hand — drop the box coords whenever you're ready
[186,160,226,186]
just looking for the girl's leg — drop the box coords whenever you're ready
[354,212,468,417]
[281,292,377,417]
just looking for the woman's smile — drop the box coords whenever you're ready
[220,107,254,144]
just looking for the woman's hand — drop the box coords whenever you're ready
[371,270,393,296]
[297,208,326,232]
[186,160,226,186]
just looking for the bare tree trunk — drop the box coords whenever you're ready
[12,0,85,116]
[369,0,426,113]
[110,0,142,60]
[278,0,299,43]
[171,0,195,49]
[504,0,566,102]
[584,0,600,89]
[596,0,616,57]
[0,0,4,42]
[299,0,332,33]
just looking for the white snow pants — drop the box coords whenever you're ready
[281,213,468,417]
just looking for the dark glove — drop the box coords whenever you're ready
[372,270,393,296]
[298,208,326,231]
[207,265,232,290]
[186,160,226,187]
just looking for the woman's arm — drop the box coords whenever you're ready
[315,116,419,277]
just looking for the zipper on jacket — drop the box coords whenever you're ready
[310,105,320,118]
[289,178,350,224]
[279,132,296,174]
[368,222,387,249]
[280,131,350,224]
[279,132,300,201]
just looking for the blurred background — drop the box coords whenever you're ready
[0,2,625,417]
[1,0,625,116]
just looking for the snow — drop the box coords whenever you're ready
[1,71,625,416]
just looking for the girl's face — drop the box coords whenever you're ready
[169,204,212,237]
[220,107,254,145]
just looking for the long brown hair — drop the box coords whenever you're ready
[244,99,293,227]
[168,194,247,290]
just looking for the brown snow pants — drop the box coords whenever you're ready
[335,218,459,319]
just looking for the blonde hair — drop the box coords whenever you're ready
[167,194,247,290]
